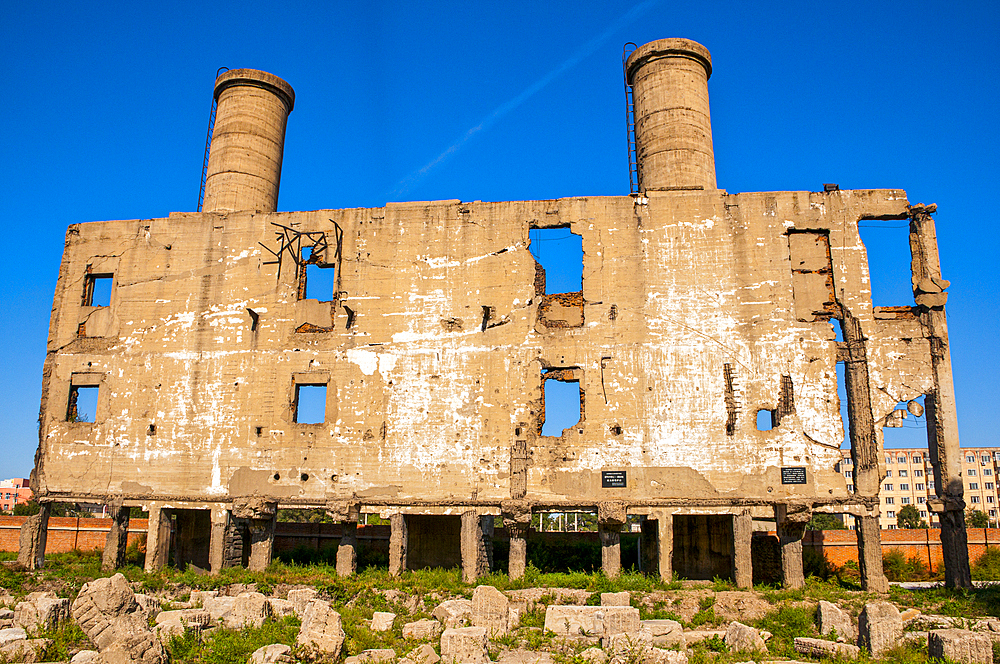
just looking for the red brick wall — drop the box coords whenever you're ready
[797,528,1000,572]
[0,516,148,554]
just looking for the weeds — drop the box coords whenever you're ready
[972,549,1000,581]
[167,616,300,664]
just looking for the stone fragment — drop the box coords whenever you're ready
[433,599,473,629]
[505,588,591,609]
[229,592,272,628]
[640,619,683,647]
[202,596,236,623]
[543,606,640,637]
[858,601,902,657]
[345,648,397,664]
[604,630,652,658]
[268,598,296,618]
[472,586,510,636]
[578,647,608,664]
[297,600,346,659]
[371,612,396,632]
[0,637,51,663]
[154,609,211,627]
[682,629,726,646]
[928,629,994,664]
[155,618,201,644]
[71,573,165,664]
[249,643,293,664]
[71,649,100,664]
[402,643,440,664]
[794,637,861,658]
[287,589,319,617]
[440,626,489,664]
[0,627,27,645]
[14,592,71,631]
[188,591,218,608]
[712,592,771,623]
[133,594,161,623]
[724,622,767,653]
[816,600,856,642]
[0,608,13,628]
[495,649,555,664]
[600,592,630,606]
[645,649,688,664]
[900,608,921,625]
[402,619,443,640]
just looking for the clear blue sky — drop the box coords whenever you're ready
[1,1,998,478]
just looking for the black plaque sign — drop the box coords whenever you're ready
[602,471,627,488]
[781,467,807,484]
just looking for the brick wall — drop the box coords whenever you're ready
[799,528,1000,572]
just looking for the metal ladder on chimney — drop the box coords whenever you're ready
[623,43,639,194]
[197,67,229,212]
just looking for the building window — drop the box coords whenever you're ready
[67,373,103,422]
[847,484,854,492]
[82,271,113,307]
[897,457,906,464]
[915,483,925,490]
[988,496,995,504]
[928,481,935,490]
[885,497,894,505]
[886,511,896,518]
[967,455,975,463]
[900,483,909,491]
[901,497,911,504]
[912,455,922,463]
[971,496,981,504]
[886,456,893,464]
[970,483,979,490]
[920,511,927,518]
[917,496,926,504]
[886,470,893,477]
[298,246,337,301]
[968,469,977,476]
[991,510,997,517]
[983,456,991,464]
[986,483,995,490]
[984,469,993,476]
[541,367,584,436]
[844,458,852,466]
[899,470,908,477]
[884,484,893,492]
[845,470,853,478]
[915,469,923,477]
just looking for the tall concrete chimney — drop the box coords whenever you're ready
[202,69,295,214]
[625,39,716,191]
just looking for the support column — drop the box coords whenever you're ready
[144,503,171,572]
[775,504,805,589]
[209,507,229,574]
[856,511,890,593]
[599,523,622,578]
[657,510,673,582]
[389,513,408,576]
[248,514,276,571]
[461,510,490,583]
[732,509,753,589]
[17,503,50,570]
[101,499,131,571]
[910,205,971,588]
[337,521,358,577]
[503,501,531,580]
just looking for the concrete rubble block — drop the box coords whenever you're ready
[682,630,726,646]
[858,601,902,657]
[154,618,201,644]
[816,600,857,642]
[432,599,473,629]
[345,648,397,664]
[154,609,212,627]
[100,631,167,664]
[0,637,51,663]
[600,592,630,607]
[640,619,684,647]
[0,608,13,629]
[71,649,100,664]
[472,586,510,637]
[202,596,236,623]
[440,626,490,664]
[645,649,689,664]
[249,643,293,664]
[723,622,767,653]
[371,612,396,632]
[794,637,861,659]
[928,629,994,664]
[296,600,346,659]
[401,643,440,664]
[268,598,296,619]
[543,606,640,638]
[402,619,443,640]
[229,592,273,628]
[188,591,218,608]
[495,649,555,664]
[14,592,71,631]
[0,627,27,645]
[712,592,772,623]
[900,608,921,625]
[287,589,319,617]
[506,588,591,610]
[133,594,161,623]
[604,630,652,658]
[71,573,162,663]
[579,647,608,664]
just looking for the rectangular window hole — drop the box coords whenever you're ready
[541,376,581,436]
[84,273,113,307]
[300,247,336,301]
[882,395,927,450]
[756,409,775,431]
[529,227,582,294]
[67,385,98,422]
[857,219,913,306]
[294,384,327,424]
[255,426,263,437]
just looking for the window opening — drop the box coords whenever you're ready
[756,409,775,431]
[541,369,582,436]
[857,219,913,306]
[83,273,113,307]
[837,361,849,449]
[529,227,582,294]
[882,395,926,449]
[294,384,327,424]
[299,247,336,301]
[67,385,98,422]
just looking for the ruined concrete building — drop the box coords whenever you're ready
[23,38,972,588]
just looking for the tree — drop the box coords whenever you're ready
[806,513,847,530]
[897,505,923,529]
[966,508,990,529]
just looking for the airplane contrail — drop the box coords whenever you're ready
[391,0,660,197]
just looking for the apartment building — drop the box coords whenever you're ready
[0,478,33,513]
[836,447,1000,529]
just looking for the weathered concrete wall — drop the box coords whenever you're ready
[34,188,929,515]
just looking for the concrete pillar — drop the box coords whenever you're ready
[247,514,276,571]
[209,507,229,574]
[503,501,531,580]
[856,512,890,593]
[337,521,357,577]
[656,511,673,582]
[101,500,131,571]
[625,38,716,191]
[144,504,171,572]
[640,517,658,575]
[17,503,50,570]
[202,69,295,214]
[911,204,971,589]
[389,513,408,576]
[732,510,753,589]
[775,505,805,589]
[599,522,621,578]
[461,510,490,583]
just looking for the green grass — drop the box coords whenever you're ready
[167,616,300,664]
[34,622,92,661]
